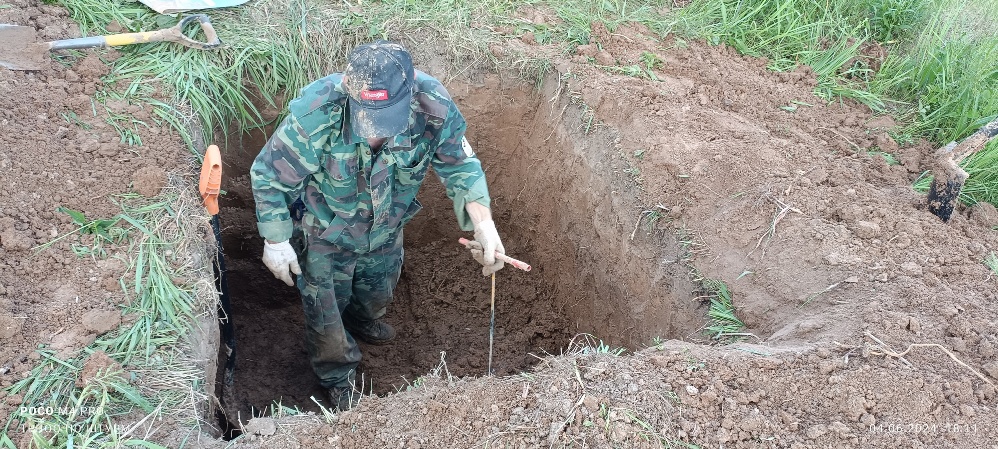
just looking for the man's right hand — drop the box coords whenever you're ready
[469,219,506,276]
[262,240,301,286]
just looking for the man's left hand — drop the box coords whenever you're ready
[469,219,505,276]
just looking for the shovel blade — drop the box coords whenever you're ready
[0,24,48,71]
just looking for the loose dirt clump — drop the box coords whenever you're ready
[132,166,168,197]
[0,217,34,251]
[81,309,122,335]
[75,350,122,388]
[969,201,998,228]
[0,313,23,340]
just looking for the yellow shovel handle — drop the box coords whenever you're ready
[104,30,173,46]
[48,14,221,51]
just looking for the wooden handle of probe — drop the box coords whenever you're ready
[458,238,532,272]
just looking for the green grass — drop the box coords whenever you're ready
[58,0,348,143]
[33,207,127,258]
[871,0,998,144]
[674,0,998,143]
[50,0,533,147]
[985,253,998,276]
[566,333,627,356]
[6,361,166,449]
[700,279,746,343]
[45,0,684,154]
[866,149,900,165]
[676,229,746,343]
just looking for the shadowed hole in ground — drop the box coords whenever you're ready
[214,74,700,417]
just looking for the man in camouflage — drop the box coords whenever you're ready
[250,41,506,410]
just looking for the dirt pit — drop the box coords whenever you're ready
[215,78,701,416]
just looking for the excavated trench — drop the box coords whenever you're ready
[213,74,701,418]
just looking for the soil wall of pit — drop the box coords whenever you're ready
[214,72,699,413]
[440,74,700,346]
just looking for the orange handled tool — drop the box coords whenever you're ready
[199,144,222,215]
[458,238,532,272]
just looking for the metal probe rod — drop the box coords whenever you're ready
[488,273,495,376]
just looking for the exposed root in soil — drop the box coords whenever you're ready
[838,333,997,387]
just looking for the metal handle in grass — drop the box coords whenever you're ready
[927,117,998,222]
[48,14,222,51]
[457,238,532,271]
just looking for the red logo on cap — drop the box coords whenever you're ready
[360,90,389,101]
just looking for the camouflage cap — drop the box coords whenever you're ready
[343,41,415,139]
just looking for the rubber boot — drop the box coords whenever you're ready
[343,318,396,345]
[327,386,363,412]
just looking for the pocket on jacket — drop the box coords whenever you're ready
[394,153,431,185]
[323,156,360,200]
[324,155,359,181]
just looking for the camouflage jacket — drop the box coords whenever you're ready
[250,71,491,253]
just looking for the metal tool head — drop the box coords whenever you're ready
[0,24,48,71]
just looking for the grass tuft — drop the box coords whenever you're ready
[676,229,746,344]
[566,333,626,356]
[701,279,746,343]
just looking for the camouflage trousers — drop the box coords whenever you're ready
[292,218,403,389]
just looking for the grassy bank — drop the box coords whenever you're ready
[54,0,998,203]
[674,0,998,205]
[54,0,678,148]
[52,0,998,149]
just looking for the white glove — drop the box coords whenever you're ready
[262,240,301,286]
[468,219,505,276]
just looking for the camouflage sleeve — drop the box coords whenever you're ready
[250,113,321,242]
[429,105,491,231]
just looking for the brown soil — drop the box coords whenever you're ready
[3,2,998,448]
[562,23,998,352]
[0,0,185,429]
